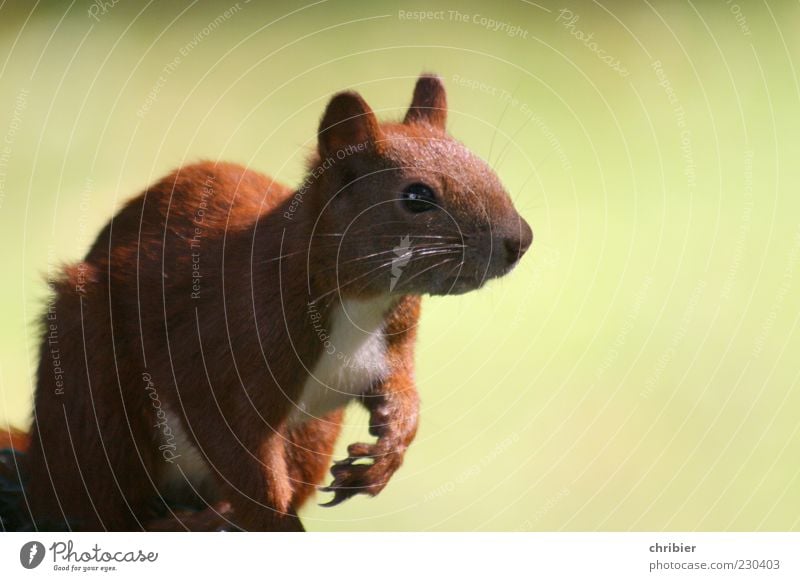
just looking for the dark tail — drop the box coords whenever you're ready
[0,427,30,531]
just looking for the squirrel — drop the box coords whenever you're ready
[3,74,532,531]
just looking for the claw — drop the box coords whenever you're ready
[318,440,401,507]
[328,442,374,470]
[347,442,374,457]
[317,488,353,508]
[318,461,376,507]
[317,480,361,508]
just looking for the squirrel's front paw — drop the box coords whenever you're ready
[318,442,403,507]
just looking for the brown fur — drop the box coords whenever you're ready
[14,74,531,531]
[0,428,29,452]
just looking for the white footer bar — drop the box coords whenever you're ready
[2,532,798,580]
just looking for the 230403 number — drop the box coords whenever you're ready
[736,559,780,570]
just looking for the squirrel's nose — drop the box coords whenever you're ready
[503,219,533,265]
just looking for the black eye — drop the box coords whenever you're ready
[401,183,437,213]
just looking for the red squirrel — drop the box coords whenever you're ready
[9,74,532,531]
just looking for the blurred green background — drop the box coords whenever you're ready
[1,0,799,531]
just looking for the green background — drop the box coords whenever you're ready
[1,0,799,531]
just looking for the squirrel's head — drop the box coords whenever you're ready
[309,73,532,298]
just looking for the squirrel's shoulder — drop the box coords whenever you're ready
[135,160,294,229]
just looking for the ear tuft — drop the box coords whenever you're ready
[318,91,380,157]
[403,73,447,129]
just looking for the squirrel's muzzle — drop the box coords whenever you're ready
[502,217,533,267]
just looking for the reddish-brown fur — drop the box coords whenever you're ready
[1,428,29,452]
[12,74,531,531]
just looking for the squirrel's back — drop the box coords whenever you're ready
[83,161,293,284]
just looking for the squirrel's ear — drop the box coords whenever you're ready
[403,73,447,130]
[318,91,381,157]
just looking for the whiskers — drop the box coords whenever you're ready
[252,229,472,302]
[308,241,468,303]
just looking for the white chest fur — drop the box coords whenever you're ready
[288,296,393,426]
